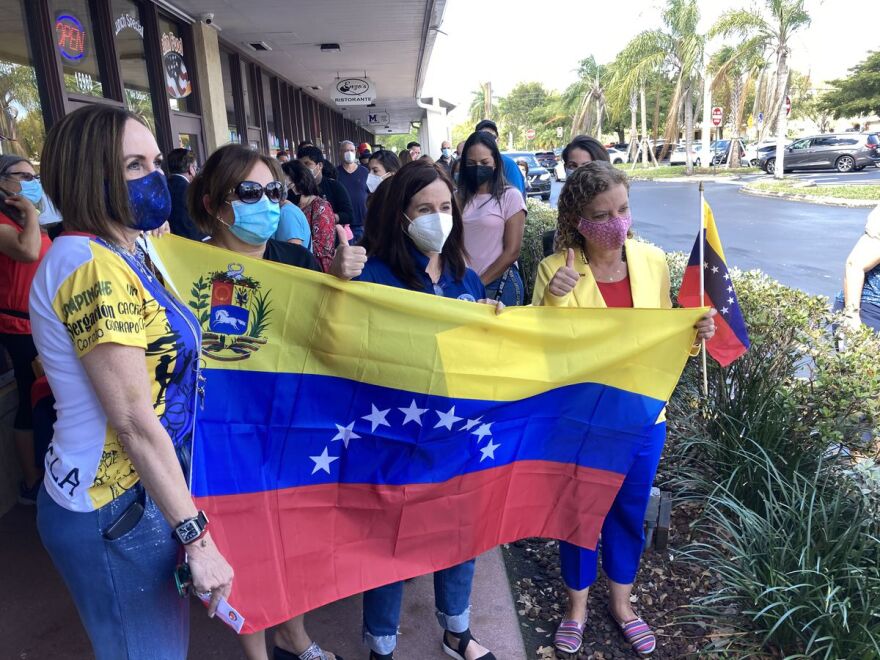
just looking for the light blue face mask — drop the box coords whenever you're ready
[226,195,281,245]
[19,178,44,205]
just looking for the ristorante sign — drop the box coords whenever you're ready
[331,77,376,106]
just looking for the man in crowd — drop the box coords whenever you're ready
[474,119,526,198]
[407,141,422,160]
[337,141,369,243]
[164,148,205,240]
[296,144,358,241]
[437,140,454,174]
[276,149,290,163]
[358,142,372,167]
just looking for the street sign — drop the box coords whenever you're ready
[784,95,791,117]
[367,112,390,125]
[711,106,723,127]
[526,128,536,140]
[758,111,764,125]
[747,114,754,128]
[331,77,376,106]
[556,126,564,138]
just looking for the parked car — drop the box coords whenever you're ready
[867,133,880,166]
[710,138,748,166]
[535,151,558,171]
[504,152,552,200]
[606,147,629,165]
[669,143,703,166]
[759,134,877,174]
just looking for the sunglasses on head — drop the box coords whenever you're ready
[230,180,285,204]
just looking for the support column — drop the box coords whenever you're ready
[191,22,228,153]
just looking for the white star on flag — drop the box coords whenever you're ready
[727,297,734,304]
[703,261,709,269]
[434,405,462,430]
[362,404,391,433]
[331,422,361,448]
[711,265,719,274]
[310,447,339,474]
[480,439,501,462]
[398,400,427,426]
[721,306,729,315]
[723,273,730,281]
[460,417,482,431]
[727,285,733,293]
[472,422,493,442]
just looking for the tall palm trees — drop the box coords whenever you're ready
[468,82,496,126]
[712,0,811,178]
[564,56,607,140]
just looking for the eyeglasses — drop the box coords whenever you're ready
[2,172,39,182]
[229,180,285,204]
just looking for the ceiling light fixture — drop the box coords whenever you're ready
[320,43,341,53]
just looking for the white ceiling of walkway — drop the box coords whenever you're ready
[164,0,447,135]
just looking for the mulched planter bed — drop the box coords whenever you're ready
[503,499,721,659]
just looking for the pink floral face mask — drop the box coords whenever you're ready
[577,214,632,250]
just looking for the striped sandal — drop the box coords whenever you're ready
[610,612,656,657]
[553,616,586,654]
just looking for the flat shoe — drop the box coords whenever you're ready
[610,611,656,657]
[553,617,586,654]
[442,629,496,660]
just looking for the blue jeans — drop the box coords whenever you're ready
[484,266,524,306]
[363,559,475,654]
[559,422,667,588]
[37,484,188,660]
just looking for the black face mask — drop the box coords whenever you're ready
[287,190,301,205]
[463,165,494,187]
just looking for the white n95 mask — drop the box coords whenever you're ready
[405,212,453,254]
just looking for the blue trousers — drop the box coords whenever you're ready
[363,559,475,654]
[484,266,524,306]
[37,484,188,660]
[560,422,666,588]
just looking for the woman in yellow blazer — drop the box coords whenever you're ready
[534,162,715,657]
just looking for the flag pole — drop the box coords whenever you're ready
[698,182,708,397]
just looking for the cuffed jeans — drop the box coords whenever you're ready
[560,422,666,588]
[37,484,188,660]
[363,559,475,654]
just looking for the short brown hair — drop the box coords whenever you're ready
[41,105,145,237]
[555,161,631,251]
[187,144,284,236]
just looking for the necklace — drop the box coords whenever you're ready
[581,247,628,282]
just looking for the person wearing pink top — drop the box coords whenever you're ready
[457,132,527,305]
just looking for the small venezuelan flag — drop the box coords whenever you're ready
[150,235,704,633]
[678,199,750,367]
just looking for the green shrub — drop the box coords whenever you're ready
[682,448,880,658]
[518,198,557,302]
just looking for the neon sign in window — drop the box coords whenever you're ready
[56,14,87,62]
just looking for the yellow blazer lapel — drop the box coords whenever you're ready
[574,255,606,308]
[626,241,654,308]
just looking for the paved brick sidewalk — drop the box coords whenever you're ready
[1,504,526,659]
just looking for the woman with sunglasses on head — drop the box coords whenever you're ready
[188,143,361,660]
[29,105,234,659]
[0,155,52,504]
[348,160,500,660]
[281,159,337,272]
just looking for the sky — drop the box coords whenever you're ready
[421,0,880,124]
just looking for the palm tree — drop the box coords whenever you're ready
[614,0,704,173]
[609,44,661,166]
[468,82,496,126]
[712,0,811,179]
[563,56,607,140]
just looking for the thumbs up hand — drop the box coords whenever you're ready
[548,248,580,297]
[329,225,367,281]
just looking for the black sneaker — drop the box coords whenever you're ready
[18,480,40,506]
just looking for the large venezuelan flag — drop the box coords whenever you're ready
[149,235,704,633]
[678,199,750,367]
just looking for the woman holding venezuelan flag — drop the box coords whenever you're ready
[532,161,716,657]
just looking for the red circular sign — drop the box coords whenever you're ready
[526,128,536,140]
[711,107,723,127]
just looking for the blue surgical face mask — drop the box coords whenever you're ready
[124,170,171,231]
[441,148,451,158]
[19,178,44,205]
[224,195,281,245]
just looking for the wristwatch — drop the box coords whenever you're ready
[172,511,209,545]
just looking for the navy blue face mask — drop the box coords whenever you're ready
[119,170,172,231]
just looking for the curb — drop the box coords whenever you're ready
[740,186,878,208]
[629,175,746,183]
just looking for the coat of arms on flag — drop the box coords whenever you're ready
[187,263,271,361]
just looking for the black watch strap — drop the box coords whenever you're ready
[172,511,209,545]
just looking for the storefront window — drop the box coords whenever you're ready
[158,16,195,113]
[0,0,46,161]
[240,61,256,128]
[112,0,155,132]
[220,51,238,143]
[262,75,278,149]
[51,0,106,98]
